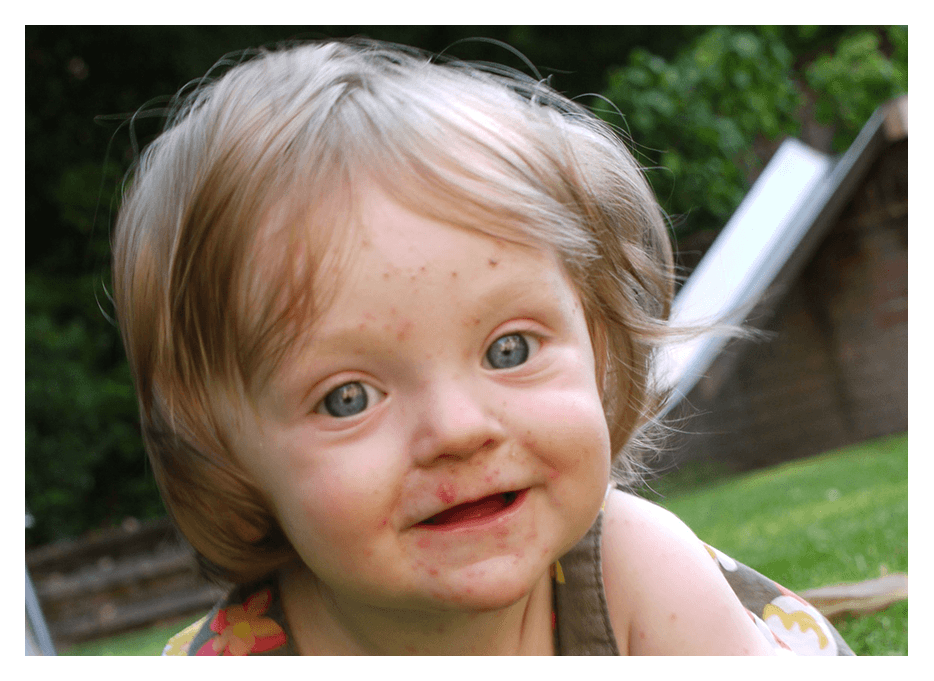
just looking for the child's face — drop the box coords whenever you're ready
[234,189,612,611]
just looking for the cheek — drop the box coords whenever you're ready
[251,439,390,551]
[270,474,379,578]
[512,386,611,470]
[284,461,380,534]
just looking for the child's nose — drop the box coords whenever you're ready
[409,378,503,465]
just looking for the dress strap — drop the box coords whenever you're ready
[552,509,620,655]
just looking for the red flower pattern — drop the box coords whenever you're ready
[195,588,287,656]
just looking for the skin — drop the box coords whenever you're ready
[602,490,777,655]
[228,189,776,655]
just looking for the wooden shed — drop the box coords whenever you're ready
[658,96,907,471]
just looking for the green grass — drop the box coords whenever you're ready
[60,618,198,656]
[653,432,908,655]
[63,433,908,655]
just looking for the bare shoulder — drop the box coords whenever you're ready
[601,488,775,655]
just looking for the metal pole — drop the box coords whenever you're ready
[25,565,56,656]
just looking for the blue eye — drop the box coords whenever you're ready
[485,333,530,369]
[318,381,371,418]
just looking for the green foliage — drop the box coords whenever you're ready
[601,26,908,236]
[805,26,908,151]
[602,27,801,235]
[25,272,165,544]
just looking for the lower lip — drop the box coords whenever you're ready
[415,489,529,533]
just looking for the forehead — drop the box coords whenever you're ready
[279,189,578,350]
[358,191,540,270]
[346,189,569,297]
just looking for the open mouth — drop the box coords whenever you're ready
[417,490,524,528]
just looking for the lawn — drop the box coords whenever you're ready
[59,619,194,656]
[62,432,908,655]
[651,432,908,656]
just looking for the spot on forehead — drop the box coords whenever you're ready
[488,258,499,268]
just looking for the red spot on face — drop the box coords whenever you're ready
[417,537,432,549]
[437,482,456,505]
[428,567,439,576]
[395,319,413,342]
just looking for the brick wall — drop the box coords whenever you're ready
[663,139,907,471]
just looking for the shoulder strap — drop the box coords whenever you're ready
[553,509,620,655]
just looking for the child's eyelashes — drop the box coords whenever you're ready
[484,332,540,370]
[315,381,385,418]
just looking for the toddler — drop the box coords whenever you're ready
[112,40,853,655]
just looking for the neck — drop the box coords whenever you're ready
[279,564,554,655]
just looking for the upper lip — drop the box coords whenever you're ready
[410,487,525,527]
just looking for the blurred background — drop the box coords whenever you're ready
[25,26,908,654]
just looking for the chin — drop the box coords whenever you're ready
[420,553,555,613]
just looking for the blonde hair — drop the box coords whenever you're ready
[112,39,676,584]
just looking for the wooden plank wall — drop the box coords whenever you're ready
[26,517,226,649]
